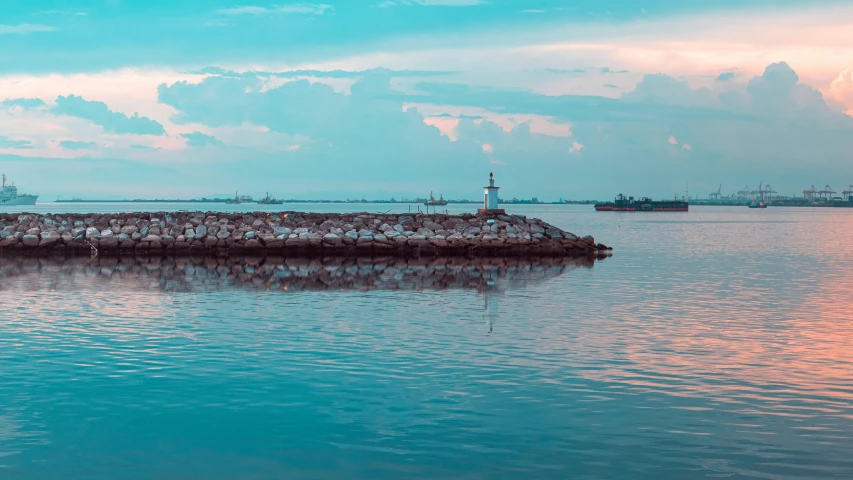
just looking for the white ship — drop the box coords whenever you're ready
[0,174,38,206]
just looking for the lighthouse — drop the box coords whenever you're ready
[479,172,505,215]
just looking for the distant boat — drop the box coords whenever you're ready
[0,174,38,206]
[595,194,688,212]
[749,181,769,208]
[424,191,447,206]
[226,192,254,204]
[258,192,283,205]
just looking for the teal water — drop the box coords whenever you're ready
[1,205,852,479]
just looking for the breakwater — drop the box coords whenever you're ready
[0,211,610,257]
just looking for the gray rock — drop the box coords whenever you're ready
[545,228,563,239]
[22,234,40,247]
[323,233,343,245]
[195,225,207,239]
[85,227,100,239]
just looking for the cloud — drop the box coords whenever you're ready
[0,24,58,35]
[601,67,629,74]
[215,4,333,15]
[621,74,717,107]
[568,141,584,153]
[59,140,98,150]
[717,72,735,82]
[380,0,485,5]
[545,68,586,74]
[53,95,166,135]
[0,136,33,149]
[829,67,853,114]
[181,132,226,147]
[603,84,619,89]
[1,98,47,109]
[39,10,88,16]
[681,144,692,151]
[668,135,679,145]
[411,0,485,5]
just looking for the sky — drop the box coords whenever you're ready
[2,0,853,201]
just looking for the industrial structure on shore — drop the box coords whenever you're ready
[700,183,853,207]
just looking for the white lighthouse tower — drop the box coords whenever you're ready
[480,172,504,214]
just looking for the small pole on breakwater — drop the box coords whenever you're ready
[85,240,99,258]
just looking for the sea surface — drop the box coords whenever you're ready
[1,203,852,479]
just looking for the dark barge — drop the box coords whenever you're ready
[595,194,689,212]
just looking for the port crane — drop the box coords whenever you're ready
[803,185,818,201]
[762,184,777,202]
[709,185,722,200]
[843,185,853,201]
[737,186,751,201]
[818,185,836,201]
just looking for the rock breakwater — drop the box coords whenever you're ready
[0,211,610,257]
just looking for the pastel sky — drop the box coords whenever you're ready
[2,0,853,200]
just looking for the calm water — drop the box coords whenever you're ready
[1,204,852,479]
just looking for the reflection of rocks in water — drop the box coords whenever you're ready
[0,255,602,293]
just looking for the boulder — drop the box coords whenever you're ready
[22,235,40,247]
[99,237,119,248]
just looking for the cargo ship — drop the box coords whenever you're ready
[595,194,688,212]
[0,174,38,206]
[257,192,283,205]
[424,191,448,206]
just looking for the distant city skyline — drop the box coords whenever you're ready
[2,0,853,200]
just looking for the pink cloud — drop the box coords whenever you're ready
[568,141,584,153]
[829,67,853,115]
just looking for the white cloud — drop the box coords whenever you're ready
[216,4,333,15]
[39,10,88,16]
[668,135,678,145]
[0,24,58,35]
[412,0,485,5]
[568,141,584,153]
[829,67,853,115]
[378,0,484,6]
[681,144,693,151]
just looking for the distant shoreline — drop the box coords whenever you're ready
[52,199,601,205]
